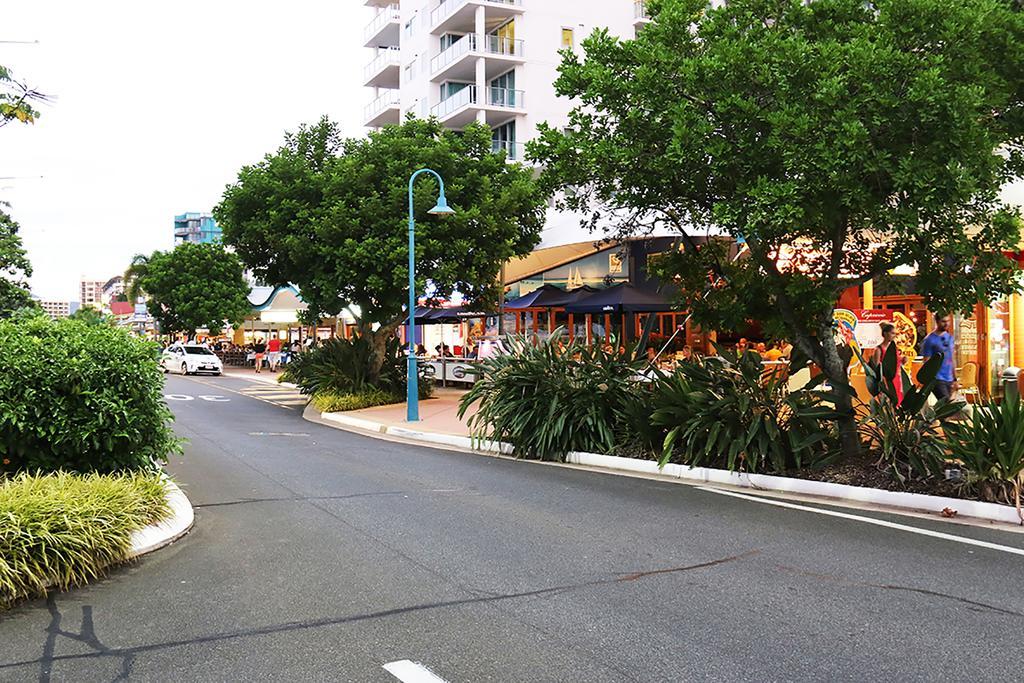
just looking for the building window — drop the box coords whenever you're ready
[404,19,414,39]
[492,120,516,159]
[440,81,470,100]
[561,28,574,48]
[439,33,463,51]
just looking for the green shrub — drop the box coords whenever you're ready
[857,344,961,483]
[281,336,432,399]
[0,317,180,474]
[0,471,171,608]
[944,399,1024,522]
[311,389,400,413]
[654,350,840,474]
[459,333,643,461]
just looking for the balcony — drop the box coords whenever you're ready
[491,139,526,162]
[634,1,653,26]
[363,4,401,48]
[431,85,525,127]
[430,33,525,82]
[363,47,401,88]
[364,90,401,127]
[430,0,524,35]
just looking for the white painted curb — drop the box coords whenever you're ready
[317,409,1022,527]
[128,480,194,557]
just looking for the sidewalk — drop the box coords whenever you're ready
[222,367,296,388]
[338,387,473,437]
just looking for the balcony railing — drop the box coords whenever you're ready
[363,4,401,44]
[431,0,522,28]
[634,1,649,19]
[430,33,524,73]
[431,85,525,118]
[491,139,525,161]
[364,89,400,120]
[363,47,401,82]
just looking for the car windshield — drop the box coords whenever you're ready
[184,347,215,356]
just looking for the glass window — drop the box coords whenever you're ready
[441,81,469,99]
[439,33,462,51]
[561,28,574,48]
[184,346,215,356]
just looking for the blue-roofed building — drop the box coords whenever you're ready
[173,212,222,244]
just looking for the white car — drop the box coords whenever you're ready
[161,343,223,376]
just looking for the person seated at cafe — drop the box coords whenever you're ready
[680,345,693,361]
[646,346,658,363]
[435,342,451,357]
[415,343,427,356]
[764,341,784,362]
[779,340,793,359]
[736,338,749,354]
[754,342,767,354]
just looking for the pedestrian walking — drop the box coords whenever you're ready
[872,322,904,404]
[267,336,282,372]
[253,338,266,374]
[922,315,956,400]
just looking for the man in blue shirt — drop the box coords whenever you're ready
[921,315,956,400]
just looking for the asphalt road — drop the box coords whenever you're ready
[2,373,1023,682]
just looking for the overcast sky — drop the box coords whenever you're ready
[3,1,366,300]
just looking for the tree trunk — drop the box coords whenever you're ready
[817,322,861,459]
[359,321,401,386]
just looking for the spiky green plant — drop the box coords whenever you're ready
[0,471,171,608]
[459,332,644,461]
[944,399,1024,524]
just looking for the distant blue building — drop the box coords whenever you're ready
[174,212,222,244]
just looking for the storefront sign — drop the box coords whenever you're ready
[833,309,893,351]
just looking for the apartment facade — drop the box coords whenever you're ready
[362,1,652,246]
[362,0,647,169]
[79,279,105,308]
[174,212,222,245]
[38,300,71,319]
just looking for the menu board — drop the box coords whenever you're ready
[958,316,978,364]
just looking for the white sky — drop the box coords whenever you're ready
[2,1,366,300]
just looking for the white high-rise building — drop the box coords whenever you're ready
[361,0,652,246]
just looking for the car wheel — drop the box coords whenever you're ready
[181,363,189,376]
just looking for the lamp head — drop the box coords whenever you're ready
[428,193,455,215]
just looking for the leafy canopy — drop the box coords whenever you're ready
[531,0,1024,353]
[215,116,547,328]
[0,206,34,318]
[125,242,250,335]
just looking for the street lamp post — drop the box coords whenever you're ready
[407,168,455,422]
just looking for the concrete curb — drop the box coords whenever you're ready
[316,409,1023,527]
[128,479,194,558]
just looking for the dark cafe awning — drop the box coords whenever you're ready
[564,283,673,314]
[504,284,601,309]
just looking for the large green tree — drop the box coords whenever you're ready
[0,205,34,317]
[215,117,547,380]
[530,0,1024,456]
[125,242,250,336]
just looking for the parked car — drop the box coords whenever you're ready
[161,343,223,376]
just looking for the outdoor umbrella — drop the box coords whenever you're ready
[541,284,600,308]
[564,283,672,314]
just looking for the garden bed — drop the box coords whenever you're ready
[0,471,173,609]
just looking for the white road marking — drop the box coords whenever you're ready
[199,395,230,402]
[247,432,310,437]
[164,394,194,401]
[698,486,1024,557]
[383,660,449,683]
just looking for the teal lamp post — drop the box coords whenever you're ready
[407,168,455,422]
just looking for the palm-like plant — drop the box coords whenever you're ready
[856,344,961,483]
[945,399,1024,524]
[122,253,150,303]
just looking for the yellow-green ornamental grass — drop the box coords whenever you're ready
[0,471,171,608]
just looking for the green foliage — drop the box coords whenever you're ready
[215,116,547,380]
[124,243,250,335]
[530,0,1024,453]
[459,333,644,461]
[0,471,170,608]
[0,64,45,127]
[0,317,180,474]
[944,399,1024,520]
[68,306,112,326]
[857,344,961,483]
[653,349,840,473]
[0,205,34,318]
[281,336,432,399]
[311,389,400,413]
